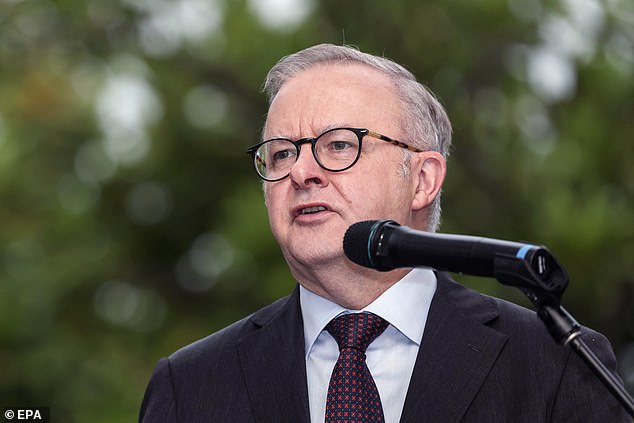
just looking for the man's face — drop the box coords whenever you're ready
[263,63,422,282]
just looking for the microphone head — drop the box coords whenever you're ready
[344,220,400,271]
[343,220,378,268]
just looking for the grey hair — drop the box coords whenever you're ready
[263,43,452,231]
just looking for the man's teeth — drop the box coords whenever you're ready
[301,206,327,214]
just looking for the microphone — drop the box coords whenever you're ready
[343,220,567,294]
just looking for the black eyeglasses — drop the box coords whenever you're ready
[246,127,423,182]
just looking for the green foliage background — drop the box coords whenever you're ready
[1,0,632,420]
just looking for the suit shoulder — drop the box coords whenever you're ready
[168,293,293,366]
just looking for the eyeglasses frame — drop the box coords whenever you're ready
[246,127,424,182]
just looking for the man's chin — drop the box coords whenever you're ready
[284,245,345,272]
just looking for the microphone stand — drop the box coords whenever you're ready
[492,252,634,418]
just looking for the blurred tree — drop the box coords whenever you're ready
[0,0,632,420]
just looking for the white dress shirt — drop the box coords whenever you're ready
[300,268,437,423]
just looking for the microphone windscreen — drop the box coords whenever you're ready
[343,220,377,268]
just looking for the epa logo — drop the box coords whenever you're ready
[3,408,50,422]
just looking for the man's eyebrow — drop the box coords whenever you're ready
[320,123,356,132]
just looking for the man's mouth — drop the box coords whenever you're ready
[300,206,327,215]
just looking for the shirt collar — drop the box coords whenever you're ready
[299,268,437,359]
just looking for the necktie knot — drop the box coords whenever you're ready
[326,312,389,353]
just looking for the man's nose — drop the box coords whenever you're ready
[288,144,328,188]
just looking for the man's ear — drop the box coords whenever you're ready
[411,151,446,211]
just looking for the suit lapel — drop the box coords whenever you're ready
[400,273,508,423]
[237,287,311,423]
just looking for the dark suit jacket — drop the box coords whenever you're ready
[140,272,630,422]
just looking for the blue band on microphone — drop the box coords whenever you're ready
[367,222,381,268]
[516,245,534,259]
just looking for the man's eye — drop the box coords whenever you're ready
[272,149,295,161]
[329,141,354,151]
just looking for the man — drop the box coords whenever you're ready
[140,44,630,422]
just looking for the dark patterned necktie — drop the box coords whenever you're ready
[325,312,389,423]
